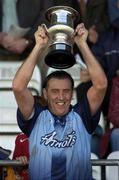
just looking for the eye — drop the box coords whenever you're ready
[51,89,58,94]
[63,89,71,94]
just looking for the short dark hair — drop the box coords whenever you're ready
[43,70,74,89]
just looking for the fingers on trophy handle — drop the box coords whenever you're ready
[41,24,49,37]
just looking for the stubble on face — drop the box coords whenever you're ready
[44,78,73,116]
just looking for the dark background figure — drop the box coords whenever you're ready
[91,18,119,118]
[76,0,119,159]
[0,146,11,180]
[0,0,54,59]
[53,0,80,12]
[90,0,119,118]
[77,0,110,45]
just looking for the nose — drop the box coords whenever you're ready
[58,91,64,100]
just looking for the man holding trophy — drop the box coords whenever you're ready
[12,6,107,180]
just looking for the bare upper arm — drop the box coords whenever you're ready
[14,88,35,120]
[87,86,106,115]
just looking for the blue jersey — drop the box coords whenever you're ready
[17,95,100,180]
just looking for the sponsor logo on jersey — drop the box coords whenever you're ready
[20,138,28,143]
[40,131,76,148]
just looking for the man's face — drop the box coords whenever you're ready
[43,78,73,116]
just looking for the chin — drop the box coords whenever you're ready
[56,111,67,117]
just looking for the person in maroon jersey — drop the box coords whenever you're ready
[13,133,29,180]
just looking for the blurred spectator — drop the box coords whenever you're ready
[77,0,110,44]
[0,0,53,59]
[107,74,119,153]
[91,23,119,118]
[84,0,109,34]
[100,74,119,158]
[76,0,119,158]
[76,14,119,157]
[108,0,119,23]
[13,133,29,180]
[53,0,80,13]
[0,146,11,160]
[91,125,104,157]
[0,146,12,180]
[76,0,119,156]
[110,128,119,151]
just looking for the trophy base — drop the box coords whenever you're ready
[45,43,75,69]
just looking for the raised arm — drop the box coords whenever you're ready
[74,23,107,115]
[12,26,49,120]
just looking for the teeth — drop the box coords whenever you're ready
[57,102,64,105]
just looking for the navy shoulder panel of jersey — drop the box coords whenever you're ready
[73,94,101,134]
[17,101,46,137]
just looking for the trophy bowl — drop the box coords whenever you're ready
[44,6,79,69]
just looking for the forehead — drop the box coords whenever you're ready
[47,78,72,89]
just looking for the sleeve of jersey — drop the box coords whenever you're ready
[74,95,101,134]
[17,102,43,137]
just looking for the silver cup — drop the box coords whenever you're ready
[44,6,79,69]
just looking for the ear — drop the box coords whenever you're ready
[43,88,47,100]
